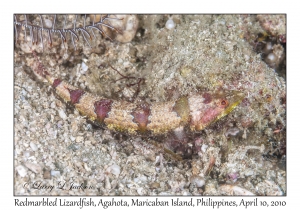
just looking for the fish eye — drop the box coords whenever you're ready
[218,99,229,108]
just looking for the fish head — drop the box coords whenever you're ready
[189,90,245,131]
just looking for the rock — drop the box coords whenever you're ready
[76,136,84,143]
[23,151,34,158]
[115,15,139,42]
[150,182,160,189]
[50,170,61,177]
[109,164,121,176]
[16,165,27,177]
[84,163,91,172]
[225,127,240,137]
[81,62,88,73]
[43,170,51,179]
[257,14,286,36]
[137,187,146,195]
[97,15,139,43]
[201,144,208,153]
[190,175,205,188]
[165,18,176,30]
[105,176,111,190]
[24,162,42,174]
[30,142,38,151]
[58,109,67,120]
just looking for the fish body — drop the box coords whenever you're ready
[30,51,244,136]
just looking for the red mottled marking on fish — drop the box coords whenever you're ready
[52,78,62,88]
[132,103,151,132]
[69,89,85,104]
[94,99,113,123]
[200,107,222,125]
[203,92,212,104]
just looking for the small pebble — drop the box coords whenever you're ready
[81,62,88,73]
[201,144,208,153]
[84,163,91,172]
[50,170,61,177]
[105,176,111,190]
[50,101,56,109]
[23,151,34,158]
[190,175,205,188]
[43,170,51,179]
[109,164,121,176]
[30,142,38,151]
[137,188,146,195]
[267,53,275,62]
[16,165,27,177]
[76,136,84,143]
[225,127,240,137]
[58,109,67,120]
[227,172,239,182]
[166,18,176,30]
[244,169,254,177]
[84,141,91,146]
[115,15,139,43]
[150,182,160,189]
[43,19,52,28]
[265,42,273,51]
[24,162,42,174]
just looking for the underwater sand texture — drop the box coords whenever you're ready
[14,14,286,195]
